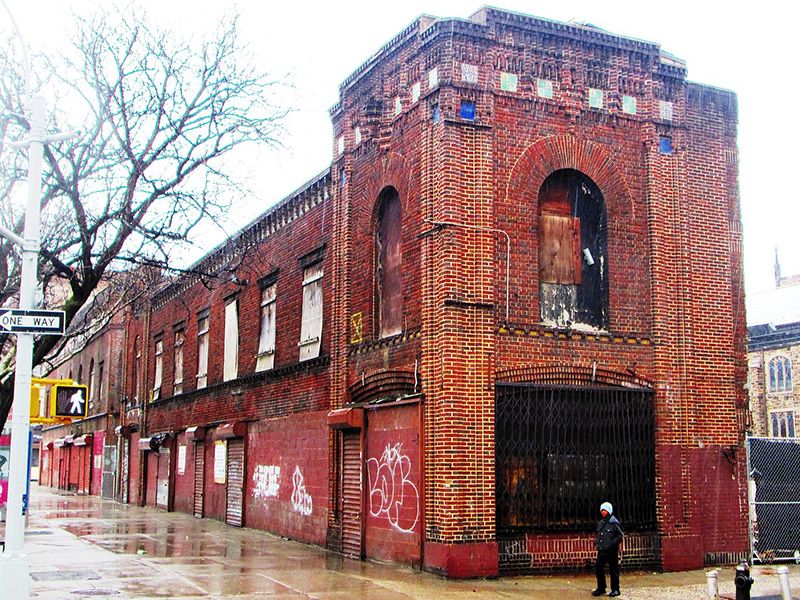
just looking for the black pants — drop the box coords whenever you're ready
[595,549,620,592]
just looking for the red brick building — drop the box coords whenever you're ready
[113,8,747,577]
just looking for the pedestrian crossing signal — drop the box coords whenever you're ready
[51,384,89,418]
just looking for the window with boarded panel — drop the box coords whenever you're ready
[539,215,582,284]
[376,187,403,338]
[537,169,608,328]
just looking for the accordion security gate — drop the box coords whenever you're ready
[495,384,657,534]
[747,436,800,563]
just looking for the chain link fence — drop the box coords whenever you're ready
[747,436,800,563]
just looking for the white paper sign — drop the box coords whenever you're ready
[177,445,186,476]
[214,440,227,484]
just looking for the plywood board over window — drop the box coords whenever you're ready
[299,263,323,361]
[538,215,581,285]
[223,299,239,381]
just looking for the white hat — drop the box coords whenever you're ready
[600,501,613,514]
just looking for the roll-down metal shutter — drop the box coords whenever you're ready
[341,430,362,558]
[226,439,245,527]
[193,442,205,518]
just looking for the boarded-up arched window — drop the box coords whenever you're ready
[376,187,403,337]
[538,170,608,328]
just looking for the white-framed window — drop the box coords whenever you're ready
[152,338,163,401]
[768,356,792,392]
[256,283,277,372]
[536,78,554,99]
[224,299,239,382]
[197,314,209,389]
[173,329,185,395]
[299,262,324,361]
[771,410,796,438]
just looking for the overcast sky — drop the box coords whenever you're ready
[5,0,799,296]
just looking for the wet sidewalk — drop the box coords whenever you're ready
[3,487,799,599]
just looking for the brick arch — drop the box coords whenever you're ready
[358,151,414,220]
[505,135,631,213]
[349,369,421,404]
[495,365,653,390]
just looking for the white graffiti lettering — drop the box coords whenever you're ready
[291,466,313,516]
[366,443,419,533]
[252,465,281,499]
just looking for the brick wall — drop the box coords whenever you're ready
[245,411,329,545]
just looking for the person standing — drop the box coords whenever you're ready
[593,501,623,597]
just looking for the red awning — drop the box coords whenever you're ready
[213,422,247,440]
[73,434,93,447]
[185,426,206,441]
[327,407,363,430]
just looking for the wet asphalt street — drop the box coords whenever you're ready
[6,487,800,599]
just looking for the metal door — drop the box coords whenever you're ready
[226,439,244,527]
[156,447,170,510]
[193,442,204,518]
[341,430,362,558]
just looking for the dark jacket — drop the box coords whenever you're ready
[596,515,623,552]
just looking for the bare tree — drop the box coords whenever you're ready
[0,8,286,429]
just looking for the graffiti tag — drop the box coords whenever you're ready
[366,443,419,533]
[252,465,281,499]
[291,466,313,516]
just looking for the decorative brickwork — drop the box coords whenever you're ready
[53,6,752,579]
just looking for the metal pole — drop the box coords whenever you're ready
[0,93,45,599]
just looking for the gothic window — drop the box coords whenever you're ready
[771,410,795,438]
[538,169,608,329]
[768,356,792,392]
[375,187,403,338]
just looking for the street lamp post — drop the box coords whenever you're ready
[0,93,45,600]
[0,4,73,597]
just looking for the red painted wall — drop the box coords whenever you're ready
[91,431,105,495]
[172,433,195,515]
[245,412,328,545]
[145,451,158,507]
[203,436,227,522]
[364,402,421,564]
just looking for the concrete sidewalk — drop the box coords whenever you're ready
[3,487,798,599]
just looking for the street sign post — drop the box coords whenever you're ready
[0,309,64,335]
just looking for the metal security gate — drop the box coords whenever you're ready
[747,436,800,563]
[495,384,656,533]
[193,442,205,518]
[341,430,362,558]
[102,446,117,499]
[226,439,245,527]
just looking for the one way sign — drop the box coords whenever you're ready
[0,309,65,335]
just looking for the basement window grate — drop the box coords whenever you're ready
[495,383,656,534]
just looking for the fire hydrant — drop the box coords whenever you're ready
[734,562,754,600]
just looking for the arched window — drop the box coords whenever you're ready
[768,356,792,392]
[538,169,608,329]
[376,187,403,338]
[133,335,141,403]
[88,358,95,408]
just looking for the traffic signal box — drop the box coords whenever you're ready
[50,384,89,419]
